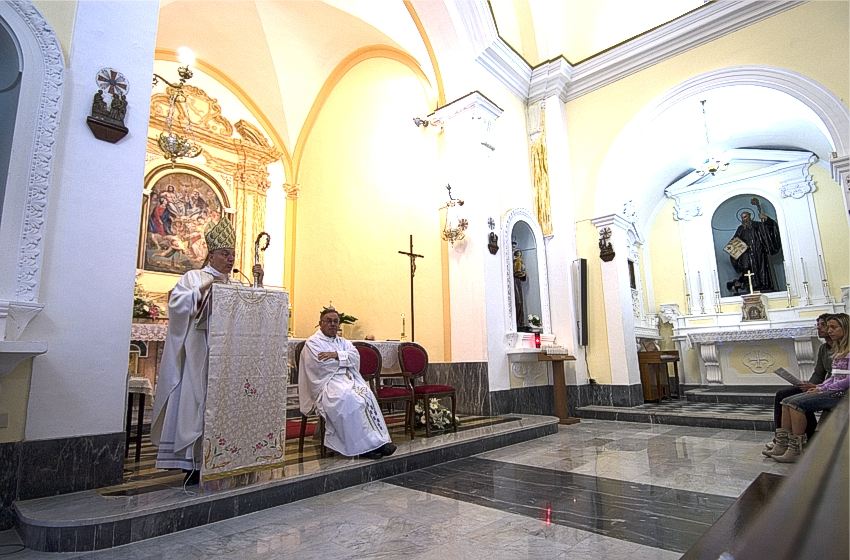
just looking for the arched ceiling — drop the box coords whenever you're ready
[156,0,433,154]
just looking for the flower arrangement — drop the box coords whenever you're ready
[133,278,163,319]
[414,398,459,432]
[527,314,542,328]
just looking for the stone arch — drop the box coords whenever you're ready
[0,1,64,305]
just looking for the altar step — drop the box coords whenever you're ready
[683,385,783,406]
[575,399,773,432]
[14,414,558,553]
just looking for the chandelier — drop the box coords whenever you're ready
[440,184,468,246]
[695,99,729,176]
[152,48,202,164]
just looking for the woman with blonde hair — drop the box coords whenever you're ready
[766,313,849,463]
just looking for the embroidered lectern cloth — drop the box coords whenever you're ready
[202,284,289,481]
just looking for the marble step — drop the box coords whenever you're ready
[684,385,783,405]
[14,415,558,553]
[575,401,773,432]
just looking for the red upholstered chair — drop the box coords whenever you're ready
[293,340,326,457]
[397,342,457,437]
[354,341,415,440]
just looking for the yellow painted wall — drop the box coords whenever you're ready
[293,57,445,358]
[564,2,848,384]
[811,165,849,298]
[0,361,31,443]
[33,0,76,62]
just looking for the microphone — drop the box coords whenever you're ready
[231,268,254,286]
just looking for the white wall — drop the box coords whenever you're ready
[25,1,159,440]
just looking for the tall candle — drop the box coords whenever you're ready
[800,257,808,283]
[818,254,827,280]
[697,271,703,293]
[401,313,405,333]
[712,269,718,293]
[684,272,689,295]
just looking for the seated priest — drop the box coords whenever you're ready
[299,307,397,459]
[150,217,263,484]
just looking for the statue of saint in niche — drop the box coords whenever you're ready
[723,197,782,294]
[513,245,527,330]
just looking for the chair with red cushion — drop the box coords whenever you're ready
[397,342,456,437]
[354,341,415,440]
[293,340,326,457]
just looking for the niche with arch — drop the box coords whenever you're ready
[501,208,550,337]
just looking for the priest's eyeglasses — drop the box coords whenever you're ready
[321,318,340,325]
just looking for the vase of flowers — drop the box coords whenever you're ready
[133,278,163,321]
[527,314,542,332]
[414,398,459,432]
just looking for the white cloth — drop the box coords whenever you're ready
[298,330,390,456]
[150,265,228,470]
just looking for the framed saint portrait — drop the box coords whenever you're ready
[139,167,229,275]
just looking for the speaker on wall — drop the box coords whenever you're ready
[573,258,588,347]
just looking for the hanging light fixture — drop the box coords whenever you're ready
[152,47,202,164]
[439,184,468,246]
[695,99,729,176]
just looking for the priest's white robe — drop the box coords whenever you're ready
[298,331,390,456]
[150,265,229,470]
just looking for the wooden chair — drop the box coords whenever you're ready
[292,340,326,456]
[397,342,457,437]
[354,341,415,440]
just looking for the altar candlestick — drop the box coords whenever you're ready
[400,313,406,341]
[684,272,689,295]
[818,254,827,280]
[800,257,808,283]
[697,271,703,294]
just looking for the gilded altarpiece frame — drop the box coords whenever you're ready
[145,82,280,277]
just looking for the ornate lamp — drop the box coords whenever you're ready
[152,48,202,164]
[695,99,729,176]
[440,184,468,246]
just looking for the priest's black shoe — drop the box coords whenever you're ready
[379,443,397,457]
[360,450,383,460]
[182,469,200,485]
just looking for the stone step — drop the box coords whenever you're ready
[684,385,784,405]
[576,400,773,432]
[15,415,558,553]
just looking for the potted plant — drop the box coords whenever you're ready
[527,314,542,332]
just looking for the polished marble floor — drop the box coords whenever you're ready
[2,419,793,559]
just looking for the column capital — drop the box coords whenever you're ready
[431,91,503,151]
[528,57,573,104]
[590,213,632,232]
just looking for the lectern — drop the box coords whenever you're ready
[201,284,289,486]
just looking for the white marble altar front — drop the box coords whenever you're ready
[668,303,842,385]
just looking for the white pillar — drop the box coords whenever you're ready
[590,214,642,388]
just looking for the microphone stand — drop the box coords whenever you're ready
[231,269,254,287]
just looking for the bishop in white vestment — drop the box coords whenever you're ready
[150,218,262,473]
[299,308,396,458]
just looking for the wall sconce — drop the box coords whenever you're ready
[413,117,430,128]
[152,47,202,164]
[440,184,468,246]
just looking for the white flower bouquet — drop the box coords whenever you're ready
[414,398,459,431]
[528,314,541,328]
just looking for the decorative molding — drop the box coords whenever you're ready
[528,57,572,104]
[283,183,300,199]
[129,322,168,342]
[688,326,815,344]
[658,303,682,324]
[431,91,503,150]
[0,300,44,341]
[4,1,65,303]
[476,38,531,100]
[565,1,804,102]
[741,349,775,374]
[672,199,702,221]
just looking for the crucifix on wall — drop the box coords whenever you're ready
[398,234,424,341]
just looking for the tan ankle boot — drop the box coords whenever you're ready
[773,433,807,463]
[764,428,790,457]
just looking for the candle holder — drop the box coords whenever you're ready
[698,292,705,315]
[785,283,793,308]
[822,279,832,304]
[686,293,693,315]
[802,281,811,307]
[713,290,722,314]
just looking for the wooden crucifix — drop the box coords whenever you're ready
[398,234,424,341]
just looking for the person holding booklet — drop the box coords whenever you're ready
[762,314,834,456]
[764,313,849,463]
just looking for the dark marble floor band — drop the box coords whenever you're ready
[386,456,736,553]
[576,400,774,431]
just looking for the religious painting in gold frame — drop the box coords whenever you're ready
[139,166,229,275]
